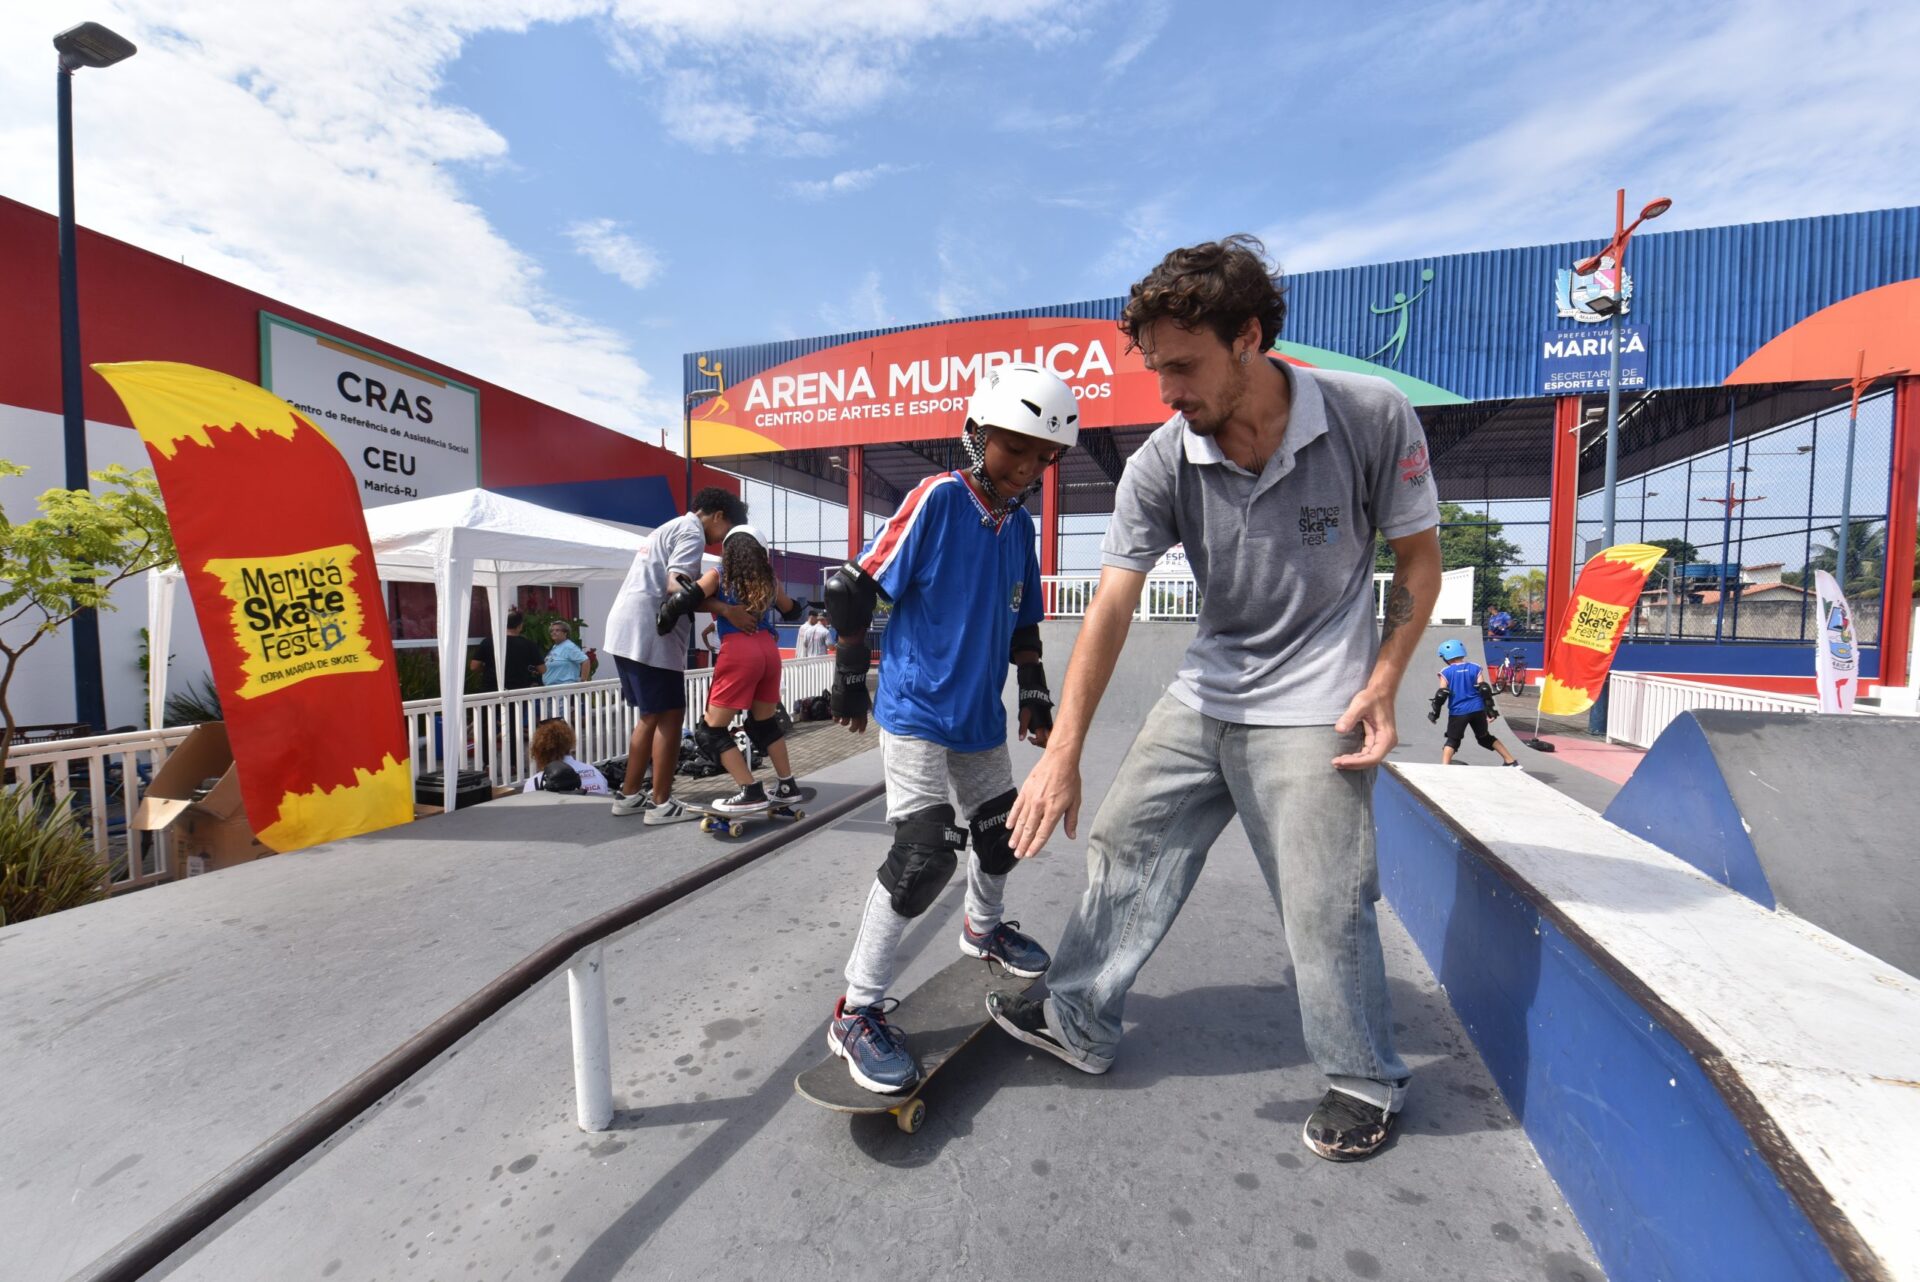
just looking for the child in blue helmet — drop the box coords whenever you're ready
[1427,639,1520,767]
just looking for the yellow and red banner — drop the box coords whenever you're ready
[1538,543,1668,717]
[94,361,413,851]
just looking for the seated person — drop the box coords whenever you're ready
[521,718,612,795]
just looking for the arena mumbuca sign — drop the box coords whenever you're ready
[687,318,1174,456]
[259,313,480,505]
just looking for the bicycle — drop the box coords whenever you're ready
[1492,648,1528,697]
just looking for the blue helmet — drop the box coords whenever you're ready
[1437,639,1468,662]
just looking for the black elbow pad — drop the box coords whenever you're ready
[825,561,879,637]
[1009,622,1042,662]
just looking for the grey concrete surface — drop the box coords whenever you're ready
[0,761,884,1282]
[7,623,1600,1281]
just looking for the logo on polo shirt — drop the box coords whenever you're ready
[1299,505,1343,547]
[1010,579,1025,613]
[1398,442,1431,487]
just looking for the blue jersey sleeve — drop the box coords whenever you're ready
[858,474,952,602]
[1017,529,1044,630]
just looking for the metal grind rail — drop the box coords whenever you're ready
[69,780,886,1282]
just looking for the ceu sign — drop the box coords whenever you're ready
[260,313,480,506]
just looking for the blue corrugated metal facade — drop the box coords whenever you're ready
[686,206,1920,407]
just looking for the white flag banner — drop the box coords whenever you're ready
[1812,569,1859,714]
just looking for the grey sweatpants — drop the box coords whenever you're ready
[841,729,1016,1008]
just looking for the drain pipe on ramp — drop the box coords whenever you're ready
[71,780,886,1282]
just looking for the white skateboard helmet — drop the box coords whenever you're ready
[964,361,1080,449]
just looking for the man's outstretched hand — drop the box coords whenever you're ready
[1010,746,1081,858]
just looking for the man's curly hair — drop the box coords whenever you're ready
[1118,234,1288,354]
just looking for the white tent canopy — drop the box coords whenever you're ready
[149,488,665,814]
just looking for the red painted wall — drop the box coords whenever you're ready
[0,195,733,507]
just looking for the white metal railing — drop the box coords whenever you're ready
[403,654,838,788]
[1604,672,1816,748]
[2,725,196,892]
[1040,575,1200,621]
[0,655,839,897]
[1041,566,1475,626]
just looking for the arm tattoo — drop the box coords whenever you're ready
[1379,584,1415,644]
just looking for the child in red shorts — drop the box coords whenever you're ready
[656,525,805,812]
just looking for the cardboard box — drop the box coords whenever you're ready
[133,723,275,877]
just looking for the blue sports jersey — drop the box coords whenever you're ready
[1441,660,1486,716]
[712,585,776,638]
[859,471,1043,753]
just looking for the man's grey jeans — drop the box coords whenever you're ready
[1043,692,1410,1111]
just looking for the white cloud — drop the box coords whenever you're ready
[0,1,681,440]
[1259,1,1920,271]
[1101,0,1168,75]
[565,217,662,289]
[817,269,892,331]
[1090,193,1179,286]
[607,0,1099,151]
[790,162,913,200]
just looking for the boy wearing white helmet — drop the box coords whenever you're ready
[819,361,1077,1095]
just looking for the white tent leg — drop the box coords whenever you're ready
[435,538,476,815]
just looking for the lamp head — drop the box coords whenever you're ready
[53,22,137,72]
[1639,197,1673,221]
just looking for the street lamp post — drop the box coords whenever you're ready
[52,21,137,732]
[1574,190,1672,549]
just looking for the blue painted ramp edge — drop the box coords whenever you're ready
[1602,711,1776,908]
[1376,771,1861,1282]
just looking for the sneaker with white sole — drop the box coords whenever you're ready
[769,776,805,804]
[642,797,696,826]
[610,790,652,818]
[958,918,1051,978]
[712,782,770,815]
[985,991,1112,1074]
[828,997,919,1094]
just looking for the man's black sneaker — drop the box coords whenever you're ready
[985,991,1111,1074]
[1302,1088,1397,1162]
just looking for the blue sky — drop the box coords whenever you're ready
[3,0,1917,455]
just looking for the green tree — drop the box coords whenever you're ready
[0,462,176,780]
[1642,538,1700,592]
[1376,502,1522,617]
[1801,520,1887,598]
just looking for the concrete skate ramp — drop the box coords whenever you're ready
[1603,710,1920,977]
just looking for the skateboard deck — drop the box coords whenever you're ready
[794,953,1040,1133]
[686,786,817,838]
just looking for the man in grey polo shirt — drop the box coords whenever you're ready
[989,236,1442,1162]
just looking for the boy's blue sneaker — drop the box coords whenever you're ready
[958,918,1051,978]
[828,997,919,1094]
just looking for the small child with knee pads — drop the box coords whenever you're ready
[1427,638,1520,767]
[822,362,1078,1094]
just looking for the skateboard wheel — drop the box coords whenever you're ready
[699,818,717,834]
[895,1098,926,1133]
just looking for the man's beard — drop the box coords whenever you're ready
[1178,363,1248,436]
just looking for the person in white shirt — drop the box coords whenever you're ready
[522,719,611,795]
[602,487,747,823]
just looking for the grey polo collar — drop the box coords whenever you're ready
[1180,359,1330,491]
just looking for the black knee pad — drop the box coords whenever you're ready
[693,720,736,764]
[744,714,783,754]
[1474,726,1500,749]
[877,804,967,918]
[968,788,1018,876]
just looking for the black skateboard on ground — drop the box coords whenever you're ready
[685,786,816,838]
[793,954,1039,1134]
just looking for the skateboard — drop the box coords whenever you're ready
[793,953,1040,1134]
[686,786,816,838]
